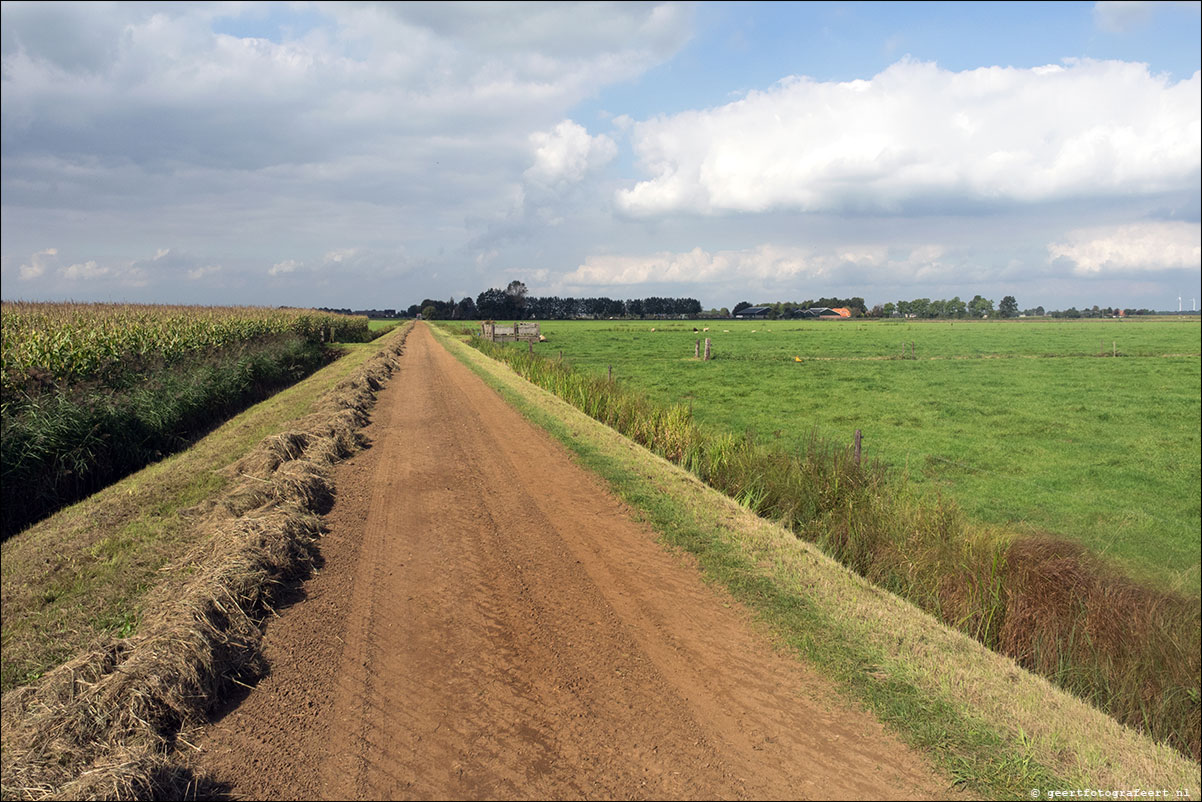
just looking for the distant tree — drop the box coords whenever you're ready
[732,301,752,315]
[999,295,1019,318]
[882,302,896,317]
[455,296,477,319]
[506,280,528,316]
[420,305,438,321]
[969,294,995,318]
[476,288,514,319]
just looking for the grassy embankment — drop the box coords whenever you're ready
[0,333,395,694]
[433,323,1199,800]
[534,317,1201,593]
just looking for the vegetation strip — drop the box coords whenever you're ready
[0,323,411,801]
[434,324,1200,796]
[1,303,381,539]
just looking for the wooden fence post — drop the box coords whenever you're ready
[528,340,533,355]
[854,429,862,466]
[695,339,700,358]
[704,338,711,361]
[608,365,613,382]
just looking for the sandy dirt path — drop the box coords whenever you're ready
[194,322,953,800]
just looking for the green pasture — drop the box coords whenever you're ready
[368,318,403,332]
[532,318,1202,592]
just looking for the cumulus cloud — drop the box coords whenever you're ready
[1048,221,1201,274]
[525,120,617,188]
[616,58,1201,216]
[269,259,302,276]
[186,264,222,280]
[564,243,950,286]
[18,247,56,280]
[60,260,109,280]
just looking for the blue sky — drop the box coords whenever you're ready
[2,1,1199,312]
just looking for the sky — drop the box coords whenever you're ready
[2,1,1200,312]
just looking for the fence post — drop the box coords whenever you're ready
[854,429,862,466]
[608,365,613,382]
[704,338,711,361]
[528,340,533,355]
[695,339,700,358]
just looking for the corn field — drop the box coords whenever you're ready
[1,302,371,396]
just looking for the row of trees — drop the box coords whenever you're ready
[403,284,1162,322]
[407,282,702,321]
[873,295,1014,319]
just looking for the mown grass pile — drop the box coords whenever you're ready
[466,333,1201,762]
[1,303,375,538]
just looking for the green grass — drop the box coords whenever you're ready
[433,323,1200,800]
[0,336,402,693]
[368,318,403,332]
[530,318,1201,592]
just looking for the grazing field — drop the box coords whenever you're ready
[1,302,375,537]
[530,318,1201,592]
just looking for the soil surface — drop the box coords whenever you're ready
[194,322,954,800]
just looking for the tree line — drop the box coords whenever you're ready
[407,282,702,320]
[402,283,1164,322]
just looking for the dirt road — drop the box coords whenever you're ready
[195,323,952,800]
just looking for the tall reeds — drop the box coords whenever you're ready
[469,335,1201,760]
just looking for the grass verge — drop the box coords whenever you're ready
[432,324,1200,801]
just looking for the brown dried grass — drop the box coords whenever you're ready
[1000,536,1201,760]
[0,324,411,800]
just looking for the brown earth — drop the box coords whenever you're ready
[193,322,955,800]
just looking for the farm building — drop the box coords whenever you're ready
[794,307,852,319]
[735,306,772,319]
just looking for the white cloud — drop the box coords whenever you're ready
[186,264,222,280]
[18,247,56,279]
[616,58,1201,216]
[322,248,357,264]
[269,259,302,276]
[1048,221,1202,274]
[564,243,949,286]
[60,260,108,280]
[525,120,617,188]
